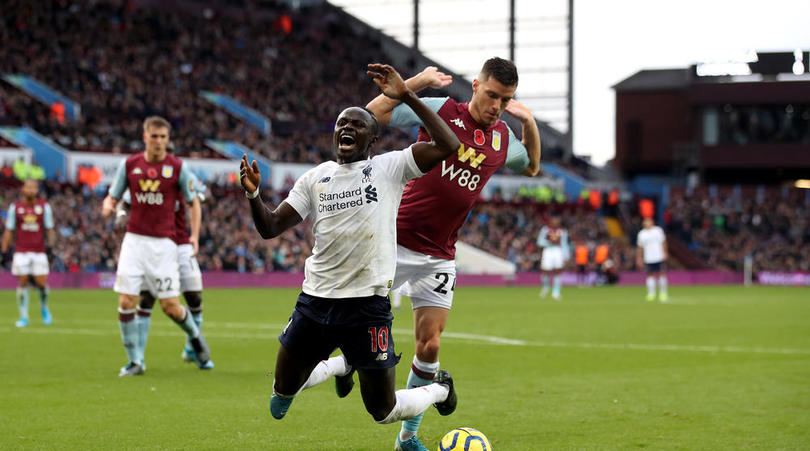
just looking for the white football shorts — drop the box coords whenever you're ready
[115,232,180,299]
[177,243,203,293]
[540,246,565,271]
[391,244,456,310]
[12,252,49,276]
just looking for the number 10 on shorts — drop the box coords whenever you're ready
[367,326,389,352]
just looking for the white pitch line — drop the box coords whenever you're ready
[3,324,809,356]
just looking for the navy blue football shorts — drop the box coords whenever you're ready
[278,292,401,370]
[645,261,666,273]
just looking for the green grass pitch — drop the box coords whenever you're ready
[1,286,808,450]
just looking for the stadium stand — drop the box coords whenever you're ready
[0,0,414,160]
[665,186,810,272]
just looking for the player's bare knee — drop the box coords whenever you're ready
[159,297,183,319]
[417,335,441,361]
[118,294,138,310]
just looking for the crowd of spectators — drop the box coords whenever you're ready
[0,180,631,274]
[0,0,415,161]
[460,202,637,272]
[0,180,315,274]
[2,180,807,274]
[664,186,810,272]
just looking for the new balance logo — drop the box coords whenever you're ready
[450,118,466,130]
[375,353,388,361]
[365,185,377,203]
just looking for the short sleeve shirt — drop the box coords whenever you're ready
[283,147,424,298]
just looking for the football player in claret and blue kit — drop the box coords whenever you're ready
[102,116,210,376]
[2,179,56,328]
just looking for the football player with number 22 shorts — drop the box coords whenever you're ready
[102,116,210,377]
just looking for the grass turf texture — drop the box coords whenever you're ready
[1,286,808,450]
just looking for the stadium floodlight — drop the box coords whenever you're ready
[794,179,810,189]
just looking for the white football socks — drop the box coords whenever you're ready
[646,276,656,296]
[377,384,449,424]
[301,355,351,392]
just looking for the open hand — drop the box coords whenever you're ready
[505,99,533,123]
[367,64,408,100]
[419,66,452,89]
[240,154,261,194]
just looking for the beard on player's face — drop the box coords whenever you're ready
[22,182,37,200]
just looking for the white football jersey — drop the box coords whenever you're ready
[284,146,424,298]
[637,225,667,264]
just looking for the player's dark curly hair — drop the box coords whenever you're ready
[480,57,519,87]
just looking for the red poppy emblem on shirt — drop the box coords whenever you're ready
[147,168,158,179]
[474,129,485,146]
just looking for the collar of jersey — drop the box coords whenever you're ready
[336,157,371,169]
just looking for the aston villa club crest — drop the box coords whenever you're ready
[34,205,43,215]
[474,129,485,146]
[492,131,501,151]
[162,165,174,178]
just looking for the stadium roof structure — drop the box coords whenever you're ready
[612,69,691,92]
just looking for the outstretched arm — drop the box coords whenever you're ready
[240,154,302,239]
[505,100,541,177]
[367,64,460,173]
[366,66,452,125]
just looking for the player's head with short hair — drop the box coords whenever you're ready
[643,217,654,228]
[143,116,171,133]
[22,178,38,200]
[479,57,519,87]
[470,57,518,127]
[333,106,380,164]
[142,116,171,156]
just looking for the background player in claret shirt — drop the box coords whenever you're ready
[241,64,460,428]
[537,216,570,300]
[359,57,541,450]
[115,171,212,370]
[101,116,209,377]
[2,179,55,328]
[637,218,669,302]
